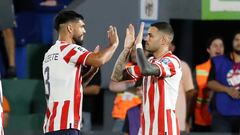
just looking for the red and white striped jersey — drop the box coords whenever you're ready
[126,52,182,135]
[42,40,92,133]
[0,79,4,135]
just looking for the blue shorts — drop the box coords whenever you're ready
[45,129,81,135]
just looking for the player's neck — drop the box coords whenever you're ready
[153,47,169,59]
[58,33,73,44]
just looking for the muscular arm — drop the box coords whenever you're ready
[136,47,160,76]
[85,44,118,67]
[111,48,131,81]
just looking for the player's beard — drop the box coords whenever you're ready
[73,37,84,46]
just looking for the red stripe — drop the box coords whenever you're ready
[49,102,59,132]
[173,110,180,135]
[167,61,176,76]
[44,108,51,131]
[166,110,173,135]
[76,51,90,66]
[74,66,81,128]
[133,66,142,78]
[158,79,165,134]
[159,64,166,77]
[63,48,77,63]
[143,77,148,105]
[141,112,145,135]
[148,78,155,135]
[60,45,69,51]
[169,55,181,68]
[60,100,70,129]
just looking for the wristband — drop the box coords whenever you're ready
[136,43,143,49]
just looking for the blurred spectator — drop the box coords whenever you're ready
[193,36,224,132]
[82,66,101,132]
[122,80,142,135]
[2,96,10,128]
[207,33,240,133]
[0,0,16,78]
[169,43,195,133]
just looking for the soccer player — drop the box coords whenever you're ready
[42,10,119,135]
[112,22,182,135]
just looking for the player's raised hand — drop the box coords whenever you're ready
[107,25,119,47]
[124,24,135,49]
[135,22,145,45]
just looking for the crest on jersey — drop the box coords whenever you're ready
[76,46,87,53]
[161,58,170,65]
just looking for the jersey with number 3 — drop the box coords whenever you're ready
[42,40,92,133]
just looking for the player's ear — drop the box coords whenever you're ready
[67,24,73,33]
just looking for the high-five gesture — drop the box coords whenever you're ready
[108,26,119,47]
[124,24,135,49]
[135,22,145,46]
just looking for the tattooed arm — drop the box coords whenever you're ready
[111,24,136,81]
[111,49,131,81]
[135,22,159,76]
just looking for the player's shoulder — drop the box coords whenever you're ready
[68,43,89,53]
[180,60,190,68]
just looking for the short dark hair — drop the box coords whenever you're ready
[206,35,224,49]
[151,22,174,41]
[54,10,84,31]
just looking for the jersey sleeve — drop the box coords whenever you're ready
[126,65,142,80]
[60,44,92,66]
[152,56,181,78]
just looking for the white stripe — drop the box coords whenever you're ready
[67,101,73,128]
[171,111,177,135]
[128,67,139,79]
[54,102,64,130]
[79,84,83,129]
[152,78,160,135]
[144,76,151,135]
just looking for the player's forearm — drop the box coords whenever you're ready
[83,85,101,95]
[207,80,229,93]
[82,68,99,87]
[86,44,118,67]
[136,47,159,76]
[186,89,196,123]
[98,44,118,65]
[109,80,135,92]
[111,48,131,81]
